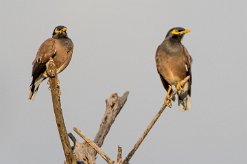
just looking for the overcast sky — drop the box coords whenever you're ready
[1,0,247,163]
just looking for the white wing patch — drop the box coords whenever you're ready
[185,64,188,72]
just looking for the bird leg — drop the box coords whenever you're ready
[164,85,172,107]
[176,81,183,92]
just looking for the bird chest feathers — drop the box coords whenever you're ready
[156,48,187,85]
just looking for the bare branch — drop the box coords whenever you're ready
[123,76,191,164]
[117,146,122,163]
[47,59,76,164]
[74,128,113,164]
[72,91,129,164]
[94,91,129,147]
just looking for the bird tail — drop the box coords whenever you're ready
[28,75,46,100]
[178,82,191,111]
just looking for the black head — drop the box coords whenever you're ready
[165,27,190,42]
[52,25,68,39]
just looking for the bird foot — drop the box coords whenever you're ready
[164,96,172,108]
[164,85,173,107]
[46,59,56,77]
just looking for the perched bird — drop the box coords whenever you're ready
[28,25,74,100]
[155,27,192,111]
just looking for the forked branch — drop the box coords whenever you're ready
[72,92,129,164]
[74,128,113,164]
[71,76,190,164]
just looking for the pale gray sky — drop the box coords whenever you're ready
[0,0,247,163]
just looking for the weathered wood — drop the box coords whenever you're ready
[70,76,190,164]
[94,92,129,147]
[72,92,129,164]
[117,146,122,163]
[47,59,76,164]
[123,76,191,164]
[74,128,113,164]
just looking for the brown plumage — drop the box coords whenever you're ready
[155,27,192,111]
[28,25,73,100]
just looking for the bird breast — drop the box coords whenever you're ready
[53,39,73,73]
[156,51,187,85]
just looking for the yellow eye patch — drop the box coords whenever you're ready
[171,29,190,35]
[171,29,180,35]
[55,28,61,33]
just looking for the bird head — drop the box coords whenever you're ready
[52,25,68,38]
[165,27,190,42]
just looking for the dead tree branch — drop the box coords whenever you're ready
[72,92,129,164]
[123,76,191,164]
[70,76,190,164]
[73,129,124,164]
[45,57,189,164]
[94,91,129,147]
[74,128,113,164]
[117,146,123,163]
[47,59,76,164]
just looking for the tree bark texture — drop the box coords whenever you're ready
[47,59,76,164]
[72,92,129,164]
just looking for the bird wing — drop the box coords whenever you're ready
[155,45,174,93]
[32,38,56,80]
[158,72,174,93]
[53,38,73,73]
[182,46,192,95]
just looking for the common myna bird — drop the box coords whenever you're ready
[155,27,192,111]
[28,25,74,100]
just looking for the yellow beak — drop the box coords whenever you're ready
[181,29,190,34]
[62,27,67,32]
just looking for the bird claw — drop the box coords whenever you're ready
[46,59,56,77]
[163,85,173,107]
[47,69,56,77]
[164,96,172,108]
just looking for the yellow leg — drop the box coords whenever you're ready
[164,85,172,107]
[176,81,183,91]
[167,85,172,95]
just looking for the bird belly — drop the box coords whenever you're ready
[161,59,187,85]
[165,70,181,85]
